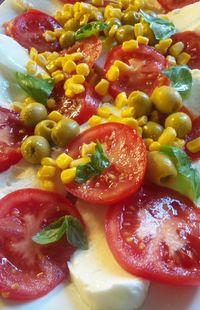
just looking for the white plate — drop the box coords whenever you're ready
[0,1,200,309]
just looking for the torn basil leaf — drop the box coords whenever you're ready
[75,21,108,40]
[75,142,110,184]
[32,215,88,250]
[140,10,177,40]
[162,65,192,94]
[15,72,54,105]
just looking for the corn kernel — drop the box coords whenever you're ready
[30,47,38,60]
[104,5,122,19]
[107,115,121,123]
[47,98,56,109]
[65,89,74,97]
[92,0,104,6]
[69,83,85,95]
[81,142,96,157]
[97,106,111,118]
[36,54,47,67]
[114,60,131,72]
[121,107,135,118]
[48,110,63,122]
[166,55,176,66]
[47,52,59,62]
[38,165,56,179]
[177,52,191,65]
[108,24,118,38]
[70,156,91,168]
[121,117,138,129]
[106,65,120,82]
[72,74,85,84]
[61,168,76,184]
[76,63,90,76]
[56,153,73,169]
[134,0,145,10]
[41,180,55,191]
[122,40,138,52]
[43,31,57,42]
[143,138,154,148]
[149,141,161,151]
[134,23,143,37]
[11,102,24,113]
[115,92,128,108]
[169,42,184,57]
[137,115,148,126]
[172,138,185,149]
[26,60,37,75]
[63,60,76,73]
[158,127,177,145]
[155,44,166,55]
[69,52,84,61]
[41,157,57,166]
[186,137,200,153]
[46,62,57,73]
[136,36,149,45]
[52,70,65,83]
[88,115,102,127]
[95,79,110,96]
[24,96,35,105]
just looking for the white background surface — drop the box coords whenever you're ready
[0,0,200,309]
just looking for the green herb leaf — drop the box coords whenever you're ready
[75,142,110,184]
[32,215,88,250]
[140,10,177,40]
[162,65,192,94]
[75,21,108,40]
[160,145,200,203]
[15,72,54,104]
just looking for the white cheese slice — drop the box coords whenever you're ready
[68,201,149,310]
[12,0,63,15]
[183,69,200,117]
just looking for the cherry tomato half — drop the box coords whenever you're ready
[157,0,199,12]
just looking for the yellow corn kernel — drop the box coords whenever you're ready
[143,138,154,149]
[92,0,104,6]
[158,127,177,145]
[136,36,149,45]
[61,168,76,184]
[97,106,111,118]
[155,44,166,55]
[106,65,120,82]
[30,47,38,60]
[72,74,85,84]
[159,38,172,49]
[122,40,138,52]
[65,89,74,98]
[134,0,145,10]
[186,137,200,153]
[177,52,191,65]
[166,55,176,66]
[76,63,90,76]
[63,60,76,73]
[48,110,63,122]
[12,101,25,113]
[108,24,118,38]
[136,126,143,137]
[47,52,59,62]
[172,138,185,149]
[121,107,135,118]
[56,153,73,170]
[114,60,131,72]
[70,156,91,168]
[26,60,37,75]
[104,5,122,20]
[95,79,110,96]
[43,31,57,42]
[80,13,90,26]
[121,117,138,129]
[69,52,84,62]
[46,61,57,73]
[23,96,35,105]
[149,141,161,151]
[107,115,121,123]
[137,115,148,126]
[63,4,73,12]
[41,157,57,166]
[134,23,143,37]
[47,98,56,109]
[169,42,184,57]
[41,180,55,191]
[81,142,96,157]
[38,165,57,179]
[69,83,85,95]
[52,70,65,83]
[88,115,102,127]
[36,54,47,67]
[115,92,128,108]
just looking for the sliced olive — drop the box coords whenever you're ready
[21,136,51,164]
[51,118,80,147]
[34,120,57,142]
[20,103,48,128]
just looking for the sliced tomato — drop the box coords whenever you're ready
[105,185,200,285]
[66,123,147,205]
[157,0,199,12]
[0,188,82,301]
[104,44,169,97]
[63,36,102,69]
[4,9,61,52]
[185,116,200,160]
[51,81,101,125]
[0,107,31,173]
[171,31,200,69]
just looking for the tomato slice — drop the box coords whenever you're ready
[105,185,200,285]
[4,9,61,52]
[171,31,200,69]
[0,107,31,173]
[157,0,199,12]
[51,81,101,125]
[104,44,169,97]
[66,123,147,205]
[0,188,82,301]
[185,116,200,160]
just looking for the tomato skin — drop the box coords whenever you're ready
[0,188,82,301]
[185,116,200,160]
[66,123,147,205]
[4,9,61,52]
[51,81,101,125]
[105,185,200,286]
[0,107,31,173]
[171,31,200,69]
[104,44,169,97]
[157,0,199,12]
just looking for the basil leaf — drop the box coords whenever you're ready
[15,72,54,104]
[162,65,192,94]
[75,142,110,184]
[160,145,200,203]
[32,215,88,250]
[140,10,176,40]
[75,21,108,40]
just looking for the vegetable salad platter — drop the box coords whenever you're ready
[1,0,200,310]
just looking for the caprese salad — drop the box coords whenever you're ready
[0,0,200,310]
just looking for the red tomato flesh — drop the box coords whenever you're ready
[4,9,61,52]
[157,0,199,12]
[51,82,101,125]
[185,116,200,160]
[0,107,30,173]
[105,185,200,285]
[0,188,82,301]
[171,31,200,69]
[104,44,169,97]
[66,123,147,205]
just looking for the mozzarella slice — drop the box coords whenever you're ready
[68,201,149,310]
[12,0,63,15]
[183,69,200,117]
